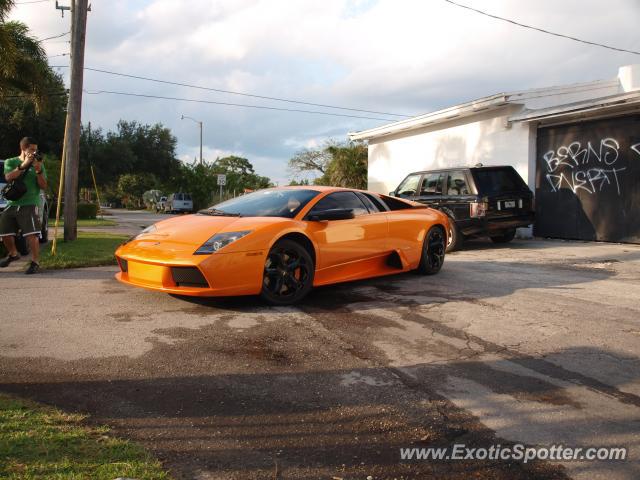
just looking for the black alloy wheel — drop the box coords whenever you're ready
[417,226,446,275]
[260,239,314,305]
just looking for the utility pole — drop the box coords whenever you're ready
[181,115,203,165]
[63,0,89,241]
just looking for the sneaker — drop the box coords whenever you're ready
[25,261,40,275]
[0,254,20,268]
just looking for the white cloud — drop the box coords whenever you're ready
[9,0,640,183]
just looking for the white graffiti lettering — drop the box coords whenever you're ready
[546,167,626,195]
[544,138,620,173]
[543,137,635,196]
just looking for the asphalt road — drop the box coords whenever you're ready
[1,235,639,479]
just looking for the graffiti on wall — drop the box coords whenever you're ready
[543,138,640,196]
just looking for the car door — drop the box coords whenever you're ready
[413,172,445,207]
[394,173,422,200]
[440,170,476,229]
[305,191,388,271]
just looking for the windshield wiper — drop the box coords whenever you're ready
[198,209,242,217]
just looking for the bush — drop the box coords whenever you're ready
[77,202,98,219]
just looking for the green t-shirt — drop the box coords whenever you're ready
[3,157,47,207]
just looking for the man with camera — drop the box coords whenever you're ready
[0,137,48,274]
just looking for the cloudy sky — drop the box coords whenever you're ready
[9,0,640,184]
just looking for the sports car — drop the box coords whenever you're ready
[115,186,449,305]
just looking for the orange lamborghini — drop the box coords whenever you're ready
[115,186,449,305]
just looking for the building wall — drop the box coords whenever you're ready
[367,105,533,194]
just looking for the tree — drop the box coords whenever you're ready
[77,121,181,193]
[288,140,368,189]
[0,71,67,159]
[117,173,156,208]
[325,141,368,189]
[287,145,331,178]
[1,1,60,111]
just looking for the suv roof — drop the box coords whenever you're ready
[406,165,515,176]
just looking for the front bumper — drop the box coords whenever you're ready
[115,249,266,297]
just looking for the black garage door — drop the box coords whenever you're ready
[535,115,640,243]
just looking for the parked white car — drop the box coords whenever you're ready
[164,193,193,213]
[156,196,167,213]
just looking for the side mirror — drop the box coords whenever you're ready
[307,208,355,221]
[389,191,396,197]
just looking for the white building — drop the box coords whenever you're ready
[350,65,640,243]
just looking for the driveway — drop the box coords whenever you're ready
[1,238,639,479]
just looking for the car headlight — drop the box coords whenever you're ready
[194,230,251,255]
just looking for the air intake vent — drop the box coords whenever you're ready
[118,257,128,272]
[171,266,209,288]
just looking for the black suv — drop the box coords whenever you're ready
[391,166,534,251]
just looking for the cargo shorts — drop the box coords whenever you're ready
[0,205,42,238]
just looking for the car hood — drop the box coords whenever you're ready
[117,214,287,263]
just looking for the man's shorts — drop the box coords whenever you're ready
[0,205,42,238]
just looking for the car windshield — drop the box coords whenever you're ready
[472,167,528,193]
[204,189,319,218]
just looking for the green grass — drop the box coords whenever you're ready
[0,393,171,479]
[39,232,129,269]
[49,218,117,227]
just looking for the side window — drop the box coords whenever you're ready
[396,174,421,196]
[184,194,192,201]
[363,193,389,212]
[447,171,470,195]
[419,173,444,195]
[309,191,369,217]
[175,193,183,201]
[356,192,380,213]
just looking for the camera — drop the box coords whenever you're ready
[32,151,43,162]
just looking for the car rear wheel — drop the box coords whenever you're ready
[261,239,314,305]
[490,228,516,244]
[417,226,446,275]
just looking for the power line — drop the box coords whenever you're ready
[40,31,70,42]
[49,65,413,118]
[82,88,397,121]
[443,0,640,56]
[47,53,69,58]
[15,0,52,4]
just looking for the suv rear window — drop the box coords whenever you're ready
[471,167,528,193]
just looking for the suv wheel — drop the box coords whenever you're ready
[446,221,463,253]
[490,228,516,244]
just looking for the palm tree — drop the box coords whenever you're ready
[0,0,56,111]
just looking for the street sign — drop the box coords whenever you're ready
[217,174,226,186]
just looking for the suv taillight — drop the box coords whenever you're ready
[470,200,488,218]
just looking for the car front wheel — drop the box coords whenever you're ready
[261,239,314,305]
